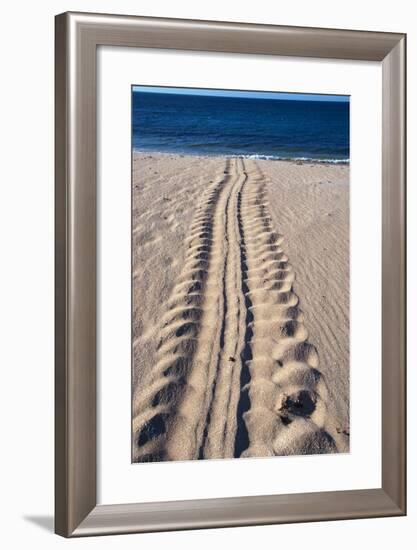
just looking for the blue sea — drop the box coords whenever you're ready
[132,90,349,163]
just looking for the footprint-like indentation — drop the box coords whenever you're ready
[273,417,337,455]
[234,160,337,458]
[133,159,233,461]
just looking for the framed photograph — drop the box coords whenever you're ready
[131,85,351,464]
[55,12,406,537]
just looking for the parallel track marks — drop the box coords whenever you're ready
[132,157,340,462]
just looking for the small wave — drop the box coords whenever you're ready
[132,148,349,165]
[237,154,349,164]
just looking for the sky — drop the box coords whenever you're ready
[132,85,349,102]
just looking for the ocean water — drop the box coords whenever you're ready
[132,90,349,162]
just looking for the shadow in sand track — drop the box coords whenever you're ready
[234,177,252,458]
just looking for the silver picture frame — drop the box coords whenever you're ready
[55,12,406,537]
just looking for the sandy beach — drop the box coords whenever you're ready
[132,152,349,462]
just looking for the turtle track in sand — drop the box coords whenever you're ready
[132,157,341,462]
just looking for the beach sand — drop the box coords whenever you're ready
[132,152,349,462]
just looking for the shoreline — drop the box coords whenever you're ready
[132,149,350,166]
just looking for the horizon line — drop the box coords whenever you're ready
[132,86,349,103]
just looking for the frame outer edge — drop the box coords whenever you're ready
[70,489,401,537]
[68,11,98,535]
[64,11,402,61]
[381,36,407,513]
[55,11,99,536]
[55,12,69,537]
